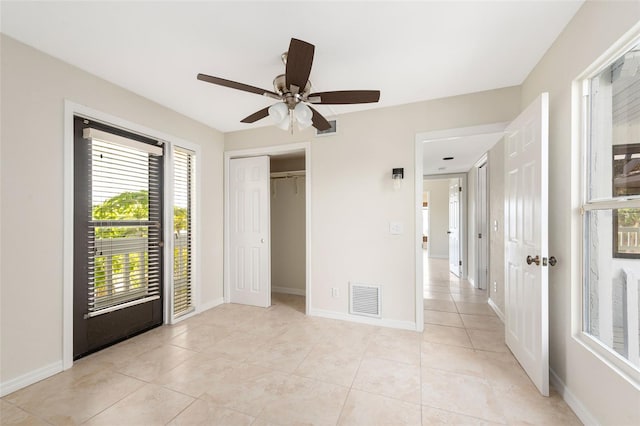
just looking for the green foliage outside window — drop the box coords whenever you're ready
[617,208,640,227]
[91,190,187,299]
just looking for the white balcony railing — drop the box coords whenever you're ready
[619,226,640,253]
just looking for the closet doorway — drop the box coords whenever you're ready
[224,143,311,314]
[270,153,307,311]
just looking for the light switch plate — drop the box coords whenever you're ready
[389,221,403,235]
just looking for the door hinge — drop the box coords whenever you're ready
[459,186,462,192]
[459,260,462,266]
[478,233,482,239]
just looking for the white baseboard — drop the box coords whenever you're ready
[272,286,306,296]
[468,277,475,287]
[488,298,505,322]
[550,368,599,426]
[308,308,417,331]
[0,361,63,397]
[198,297,224,313]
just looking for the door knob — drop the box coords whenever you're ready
[261,238,265,243]
[549,256,557,266]
[447,231,452,234]
[526,255,540,266]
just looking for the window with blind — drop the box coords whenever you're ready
[582,40,640,377]
[84,127,163,315]
[173,148,194,317]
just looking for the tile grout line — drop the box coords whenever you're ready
[164,398,199,425]
[77,371,147,424]
[1,398,55,425]
[334,333,370,425]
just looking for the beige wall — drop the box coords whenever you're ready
[521,1,640,424]
[423,179,450,259]
[488,138,505,315]
[226,87,520,324]
[0,36,225,385]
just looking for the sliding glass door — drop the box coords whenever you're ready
[73,116,163,358]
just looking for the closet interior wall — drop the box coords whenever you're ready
[270,155,306,296]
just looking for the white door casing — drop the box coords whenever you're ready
[504,93,549,396]
[229,156,271,307]
[449,180,461,276]
[477,162,489,290]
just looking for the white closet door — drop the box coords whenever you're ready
[229,156,271,307]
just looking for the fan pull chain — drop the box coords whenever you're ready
[289,109,294,135]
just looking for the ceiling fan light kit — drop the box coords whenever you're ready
[293,102,313,130]
[198,38,380,133]
[268,102,288,124]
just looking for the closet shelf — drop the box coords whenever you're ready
[270,170,306,179]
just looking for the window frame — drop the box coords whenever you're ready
[576,31,640,387]
[171,146,196,319]
[165,141,201,325]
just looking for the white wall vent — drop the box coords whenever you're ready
[349,283,381,318]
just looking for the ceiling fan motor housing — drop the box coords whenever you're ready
[273,74,312,109]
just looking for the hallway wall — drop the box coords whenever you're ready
[488,138,505,316]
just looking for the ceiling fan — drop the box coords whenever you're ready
[197,38,380,132]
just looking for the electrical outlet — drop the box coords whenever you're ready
[331,288,339,298]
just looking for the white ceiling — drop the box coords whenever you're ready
[423,132,504,176]
[1,1,582,133]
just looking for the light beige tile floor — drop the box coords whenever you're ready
[1,258,581,425]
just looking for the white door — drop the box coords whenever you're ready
[448,180,461,276]
[504,93,549,396]
[229,156,271,307]
[477,163,489,290]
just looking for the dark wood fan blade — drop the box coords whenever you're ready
[285,38,314,93]
[308,90,380,104]
[240,106,270,123]
[308,106,331,131]
[197,73,279,98]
